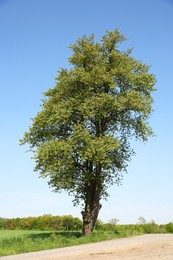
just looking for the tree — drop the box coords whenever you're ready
[109,218,119,226]
[138,216,147,225]
[20,29,156,236]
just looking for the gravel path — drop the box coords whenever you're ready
[1,234,173,260]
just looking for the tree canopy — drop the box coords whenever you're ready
[21,29,156,235]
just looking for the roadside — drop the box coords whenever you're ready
[1,234,173,260]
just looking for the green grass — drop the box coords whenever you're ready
[0,230,48,239]
[0,230,141,256]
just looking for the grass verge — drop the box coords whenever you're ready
[0,230,141,256]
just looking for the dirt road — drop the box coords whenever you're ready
[1,234,173,260]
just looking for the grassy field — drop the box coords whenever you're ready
[0,229,137,256]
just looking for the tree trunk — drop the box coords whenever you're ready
[81,201,102,235]
[81,182,102,236]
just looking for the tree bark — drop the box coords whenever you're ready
[81,181,102,236]
[81,201,102,235]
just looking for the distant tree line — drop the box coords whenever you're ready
[0,215,82,231]
[95,217,173,234]
[0,215,173,234]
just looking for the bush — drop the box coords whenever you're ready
[165,223,173,233]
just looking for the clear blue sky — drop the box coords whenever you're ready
[0,0,173,224]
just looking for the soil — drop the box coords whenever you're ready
[1,234,173,260]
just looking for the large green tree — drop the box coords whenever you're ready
[21,29,156,235]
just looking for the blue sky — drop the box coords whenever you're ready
[0,0,173,224]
